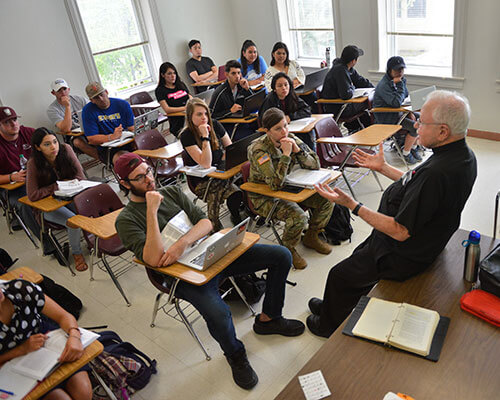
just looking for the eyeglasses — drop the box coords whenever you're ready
[416,118,444,126]
[127,167,153,183]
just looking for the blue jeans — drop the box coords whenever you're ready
[44,203,82,254]
[164,244,292,357]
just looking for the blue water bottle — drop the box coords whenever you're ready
[462,230,481,282]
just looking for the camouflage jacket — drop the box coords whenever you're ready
[247,133,320,191]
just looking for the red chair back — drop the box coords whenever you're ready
[218,65,226,81]
[129,91,154,105]
[315,117,354,168]
[135,129,168,150]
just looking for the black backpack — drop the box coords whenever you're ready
[39,274,83,319]
[323,204,353,245]
[220,273,266,304]
[91,330,157,398]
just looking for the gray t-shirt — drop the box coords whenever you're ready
[47,94,87,130]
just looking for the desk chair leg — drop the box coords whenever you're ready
[89,238,96,281]
[101,255,131,306]
[334,104,348,123]
[494,190,500,239]
[47,228,76,276]
[228,276,257,316]
[229,123,240,141]
[372,170,384,191]
[341,171,357,201]
[202,178,214,202]
[150,292,164,327]
[12,208,39,249]
[264,200,284,246]
[175,298,211,361]
[391,137,409,170]
[90,365,119,400]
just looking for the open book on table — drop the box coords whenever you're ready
[54,179,101,198]
[180,165,216,177]
[285,168,332,190]
[352,87,375,98]
[342,296,450,361]
[0,328,99,399]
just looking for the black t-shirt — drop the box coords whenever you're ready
[180,120,226,168]
[155,84,190,136]
[185,57,216,83]
[371,139,477,265]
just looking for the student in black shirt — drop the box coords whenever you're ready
[259,72,312,148]
[155,62,192,137]
[307,90,477,338]
[180,97,243,230]
[185,39,218,93]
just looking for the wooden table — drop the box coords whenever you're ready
[257,114,333,135]
[134,141,183,161]
[167,111,186,117]
[276,229,500,400]
[191,80,224,88]
[58,131,84,137]
[0,266,43,283]
[317,96,369,122]
[25,341,103,400]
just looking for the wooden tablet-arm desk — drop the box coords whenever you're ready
[134,141,183,182]
[317,96,369,123]
[0,267,103,400]
[218,116,258,140]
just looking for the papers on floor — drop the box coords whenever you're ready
[0,328,99,399]
[102,131,135,147]
[285,168,332,189]
[352,87,375,98]
[288,117,316,132]
[54,179,101,197]
[180,165,216,177]
[298,370,331,400]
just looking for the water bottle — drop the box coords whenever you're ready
[19,154,28,170]
[325,47,331,68]
[462,230,481,282]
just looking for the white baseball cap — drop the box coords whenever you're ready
[51,78,69,92]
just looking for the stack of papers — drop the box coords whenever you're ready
[352,87,375,98]
[180,165,216,177]
[285,168,331,189]
[54,179,101,197]
[102,131,135,147]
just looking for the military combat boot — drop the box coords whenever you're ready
[302,228,332,254]
[288,247,307,269]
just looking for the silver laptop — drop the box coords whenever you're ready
[409,86,436,111]
[178,218,250,271]
[195,88,215,104]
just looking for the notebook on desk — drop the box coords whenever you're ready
[177,218,250,271]
[229,90,266,118]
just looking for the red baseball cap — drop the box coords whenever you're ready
[0,107,18,124]
[114,153,145,180]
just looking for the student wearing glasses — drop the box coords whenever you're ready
[155,62,192,137]
[26,128,88,272]
[180,98,243,230]
[264,42,305,92]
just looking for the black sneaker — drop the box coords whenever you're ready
[308,298,323,316]
[410,148,422,161]
[226,349,258,390]
[253,315,305,337]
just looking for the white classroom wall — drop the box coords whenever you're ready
[0,0,499,134]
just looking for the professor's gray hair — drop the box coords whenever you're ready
[426,90,471,136]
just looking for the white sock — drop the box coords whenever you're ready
[403,150,410,156]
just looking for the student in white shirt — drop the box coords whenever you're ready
[264,42,305,92]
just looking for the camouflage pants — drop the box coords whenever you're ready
[250,192,333,248]
[194,179,240,231]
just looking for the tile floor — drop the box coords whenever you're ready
[1,136,498,400]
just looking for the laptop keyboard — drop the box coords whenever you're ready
[190,252,206,266]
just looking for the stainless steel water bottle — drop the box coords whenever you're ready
[462,230,481,282]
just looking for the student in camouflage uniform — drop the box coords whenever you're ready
[180,98,243,231]
[247,108,333,269]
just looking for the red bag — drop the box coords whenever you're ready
[460,289,500,327]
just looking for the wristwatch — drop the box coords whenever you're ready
[352,202,363,216]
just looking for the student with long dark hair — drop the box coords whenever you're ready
[264,42,305,92]
[259,73,312,148]
[180,98,243,230]
[237,40,268,87]
[155,62,192,137]
[26,128,88,271]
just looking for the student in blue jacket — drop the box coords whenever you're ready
[373,56,423,164]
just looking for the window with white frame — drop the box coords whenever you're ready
[73,0,155,93]
[381,0,455,77]
[279,0,336,62]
